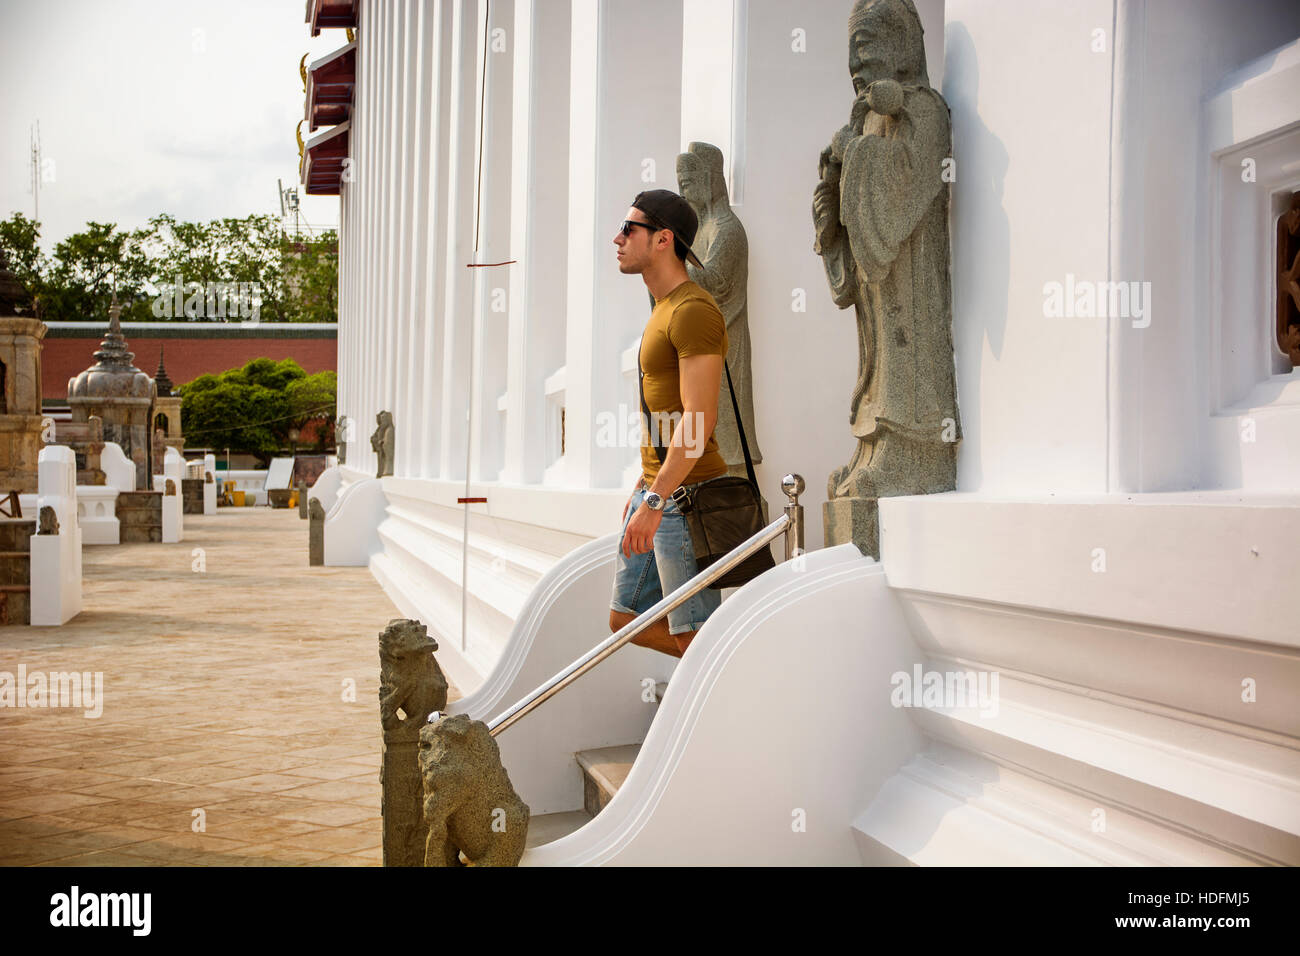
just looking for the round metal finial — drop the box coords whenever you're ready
[782,473,805,500]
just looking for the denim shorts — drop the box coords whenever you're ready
[610,480,722,636]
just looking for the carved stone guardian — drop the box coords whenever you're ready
[308,497,325,565]
[812,0,959,556]
[378,619,449,866]
[370,411,394,478]
[418,714,529,867]
[336,415,349,465]
[677,142,763,482]
[37,505,59,535]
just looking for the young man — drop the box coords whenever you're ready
[608,189,729,658]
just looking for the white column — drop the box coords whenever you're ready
[360,0,384,476]
[381,4,406,437]
[392,0,418,477]
[563,0,684,489]
[402,0,433,478]
[502,0,571,484]
[679,0,743,197]
[437,0,482,481]
[421,0,456,479]
[468,0,514,482]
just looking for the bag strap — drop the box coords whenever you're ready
[638,334,758,488]
[724,361,758,488]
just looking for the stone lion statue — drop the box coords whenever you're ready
[378,619,447,738]
[37,506,59,535]
[419,714,530,867]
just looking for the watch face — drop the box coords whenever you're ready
[646,492,663,510]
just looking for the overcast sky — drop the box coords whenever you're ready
[1,0,342,253]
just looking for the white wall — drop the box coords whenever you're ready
[1109,0,1300,492]
[944,0,1115,495]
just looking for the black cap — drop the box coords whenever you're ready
[631,189,703,268]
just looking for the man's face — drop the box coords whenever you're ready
[613,206,664,275]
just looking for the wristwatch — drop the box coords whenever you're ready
[644,491,665,511]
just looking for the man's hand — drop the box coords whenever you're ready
[622,503,664,557]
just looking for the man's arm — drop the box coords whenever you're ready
[622,353,723,556]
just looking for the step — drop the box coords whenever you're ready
[525,810,592,849]
[575,744,641,818]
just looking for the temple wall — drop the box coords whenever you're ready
[334,0,1300,687]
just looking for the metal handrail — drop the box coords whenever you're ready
[483,473,806,737]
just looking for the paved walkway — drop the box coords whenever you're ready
[0,505,459,866]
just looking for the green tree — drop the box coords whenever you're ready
[0,213,45,315]
[178,358,336,465]
[0,212,338,323]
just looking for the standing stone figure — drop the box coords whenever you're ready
[812,0,959,556]
[336,415,349,465]
[370,410,394,478]
[378,619,448,867]
[308,497,325,565]
[677,142,762,477]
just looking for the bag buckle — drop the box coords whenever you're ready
[670,486,693,511]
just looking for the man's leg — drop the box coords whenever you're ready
[609,609,686,658]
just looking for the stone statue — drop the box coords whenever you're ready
[370,410,394,478]
[677,142,762,477]
[164,478,176,495]
[812,0,959,556]
[308,497,325,566]
[336,415,348,465]
[419,714,529,867]
[37,505,59,535]
[379,619,449,867]
[379,620,448,738]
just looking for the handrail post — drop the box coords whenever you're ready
[782,473,805,561]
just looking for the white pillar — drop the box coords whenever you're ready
[468,0,514,483]
[381,2,406,442]
[438,0,483,481]
[502,0,572,485]
[392,0,418,477]
[421,0,456,479]
[402,0,433,479]
[563,0,684,489]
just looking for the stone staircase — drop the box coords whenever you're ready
[0,517,34,625]
[524,682,665,849]
[115,490,162,543]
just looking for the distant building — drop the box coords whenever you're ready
[40,322,337,406]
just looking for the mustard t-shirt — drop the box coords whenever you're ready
[639,280,730,487]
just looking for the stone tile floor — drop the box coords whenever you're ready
[0,505,459,866]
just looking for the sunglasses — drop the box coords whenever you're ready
[619,218,666,237]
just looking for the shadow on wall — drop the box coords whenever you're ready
[944,21,1009,493]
